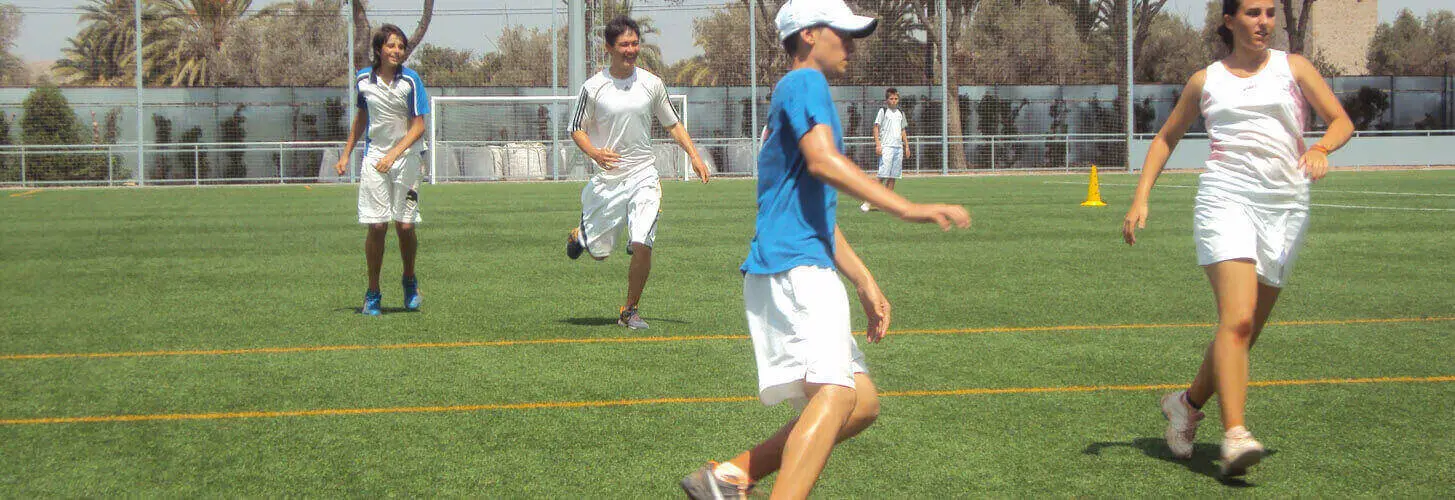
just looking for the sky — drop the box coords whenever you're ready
[8,0,1449,64]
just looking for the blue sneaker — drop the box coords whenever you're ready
[402,276,421,310]
[362,290,382,316]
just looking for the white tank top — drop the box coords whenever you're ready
[1198,50,1310,208]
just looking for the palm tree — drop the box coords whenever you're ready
[53,0,147,85]
[587,0,666,75]
[151,0,253,86]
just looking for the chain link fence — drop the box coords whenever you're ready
[0,0,1450,186]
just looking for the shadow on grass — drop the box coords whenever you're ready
[561,317,618,326]
[559,316,692,326]
[1083,437,1276,487]
[335,307,421,315]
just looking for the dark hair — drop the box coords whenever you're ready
[371,23,409,76]
[781,24,828,57]
[1217,0,1239,49]
[885,88,899,98]
[604,16,641,46]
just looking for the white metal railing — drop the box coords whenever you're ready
[2,129,1453,187]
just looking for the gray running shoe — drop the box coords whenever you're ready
[680,462,751,500]
[618,307,649,330]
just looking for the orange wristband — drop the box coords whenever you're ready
[1310,144,1331,155]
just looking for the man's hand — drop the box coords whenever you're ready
[904,146,911,158]
[858,283,891,343]
[591,147,622,170]
[875,143,882,156]
[899,203,971,231]
[333,156,349,176]
[690,157,711,183]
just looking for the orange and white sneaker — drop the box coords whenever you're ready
[680,462,752,500]
[1160,390,1204,459]
[1220,426,1265,478]
[618,306,649,330]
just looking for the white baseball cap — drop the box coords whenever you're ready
[775,0,878,42]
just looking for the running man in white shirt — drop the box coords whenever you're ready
[860,88,909,212]
[563,16,711,330]
[333,24,431,316]
[1122,0,1351,478]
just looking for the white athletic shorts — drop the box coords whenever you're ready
[744,266,868,409]
[1193,192,1309,288]
[358,152,423,225]
[578,166,661,258]
[877,146,904,179]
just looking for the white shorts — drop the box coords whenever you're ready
[877,146,903,179]
[744,266,867,409]
[1193,192,1309,288]
[578,167,660,258]
[358,152,423,225]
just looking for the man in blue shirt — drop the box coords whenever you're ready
[680,1,970,498]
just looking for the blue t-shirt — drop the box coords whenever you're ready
[741,68,842,275]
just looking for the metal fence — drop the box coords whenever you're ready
[0,0,1450,186]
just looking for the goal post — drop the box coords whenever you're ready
[428,94,690,183]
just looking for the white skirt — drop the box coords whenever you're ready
[1193,192,1309,288]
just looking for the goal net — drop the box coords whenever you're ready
[428,94,691,182]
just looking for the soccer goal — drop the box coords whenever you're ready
[428,94,690,183]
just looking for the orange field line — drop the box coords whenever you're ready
[2,375,1449,426]
[8,189,41,198]
[3,316,1452,362]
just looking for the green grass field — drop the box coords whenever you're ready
[2,170,1452,496]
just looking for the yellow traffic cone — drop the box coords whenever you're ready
[1080,165,1107,207]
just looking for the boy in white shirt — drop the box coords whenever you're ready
[860,88,909,212]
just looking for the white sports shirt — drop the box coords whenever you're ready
[356,66,431,159]
[874,107,906,148]
[568,67,680,180]
[1199,50,1309,209]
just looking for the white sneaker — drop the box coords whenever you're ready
[859,202,871,212]
[1160,390,1204,459]
[1220,426,1265,478]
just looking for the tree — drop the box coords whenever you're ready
[0,111,13,181]
[481,26,567,86]
[1341,86,1388,130]
[1280,0,1316,55]
[671,5,753,86]
[21,84,107,181]
[1135,12,1206,83]
[350,0,436,69]
[409,44,486,86]
[218,104,247,179]
[178,125,208,179]
[149,0,254,86]
[1367,9,1455,76]
[900,0,983,171]
[152,114,175,179]
[583,0,667,76]
[0,4,28,85]
[213,0,348,86]
[54,0,152,85]
[961,0,1085,85]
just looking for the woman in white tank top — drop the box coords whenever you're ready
[1120,0,1353,478]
